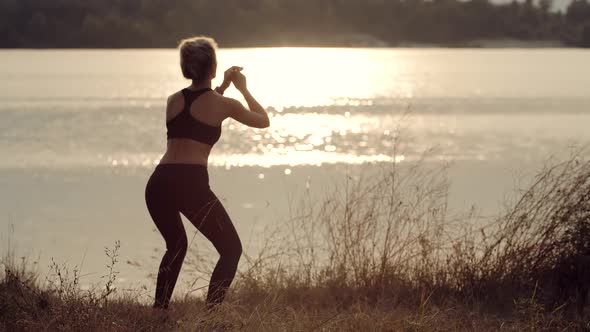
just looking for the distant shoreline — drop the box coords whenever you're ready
[4,0,589,49]
[397,38,568,49]
[0,40,577,50]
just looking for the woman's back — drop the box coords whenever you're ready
[161,87,226,165]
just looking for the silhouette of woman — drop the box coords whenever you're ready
[145,36,269,310]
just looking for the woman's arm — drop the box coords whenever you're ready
[223,71,270,129]
[214,66,241,95]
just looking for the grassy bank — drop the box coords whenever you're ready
[1,261,586,331]
[2,146,590,331]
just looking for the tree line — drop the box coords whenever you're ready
[1,0,589,48]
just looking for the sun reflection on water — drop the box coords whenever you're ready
[6,49,588,171]
[218,47,409,109]
[209,109,399,168]
[102,105,408,168]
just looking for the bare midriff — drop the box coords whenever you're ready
[159,138,212,166]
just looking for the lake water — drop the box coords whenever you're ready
[1,48,589,290]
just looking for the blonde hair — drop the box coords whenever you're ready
[178,36,218,83]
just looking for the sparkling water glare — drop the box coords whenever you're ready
[0,48,589,170]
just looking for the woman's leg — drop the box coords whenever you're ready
[181,191,242,309]
[145,173,188,309]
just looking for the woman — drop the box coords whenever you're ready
[145,36,269,310]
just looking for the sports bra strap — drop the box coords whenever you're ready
[181,88,212,113]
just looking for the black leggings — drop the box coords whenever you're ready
[145,163,242,309]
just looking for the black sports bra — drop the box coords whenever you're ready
[166,88,222,146]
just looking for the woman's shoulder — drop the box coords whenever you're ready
[167,90,184,103]
[166,90,185,112]
[167,88,232,114]
[202,89,236,108]
[196,91,243,121]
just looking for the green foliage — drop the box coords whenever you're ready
[1,0,590,47]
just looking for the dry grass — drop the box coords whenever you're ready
[3,141,590,330]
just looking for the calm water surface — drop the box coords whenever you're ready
[1,48,589,288]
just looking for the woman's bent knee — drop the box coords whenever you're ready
[220,241,242,264]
